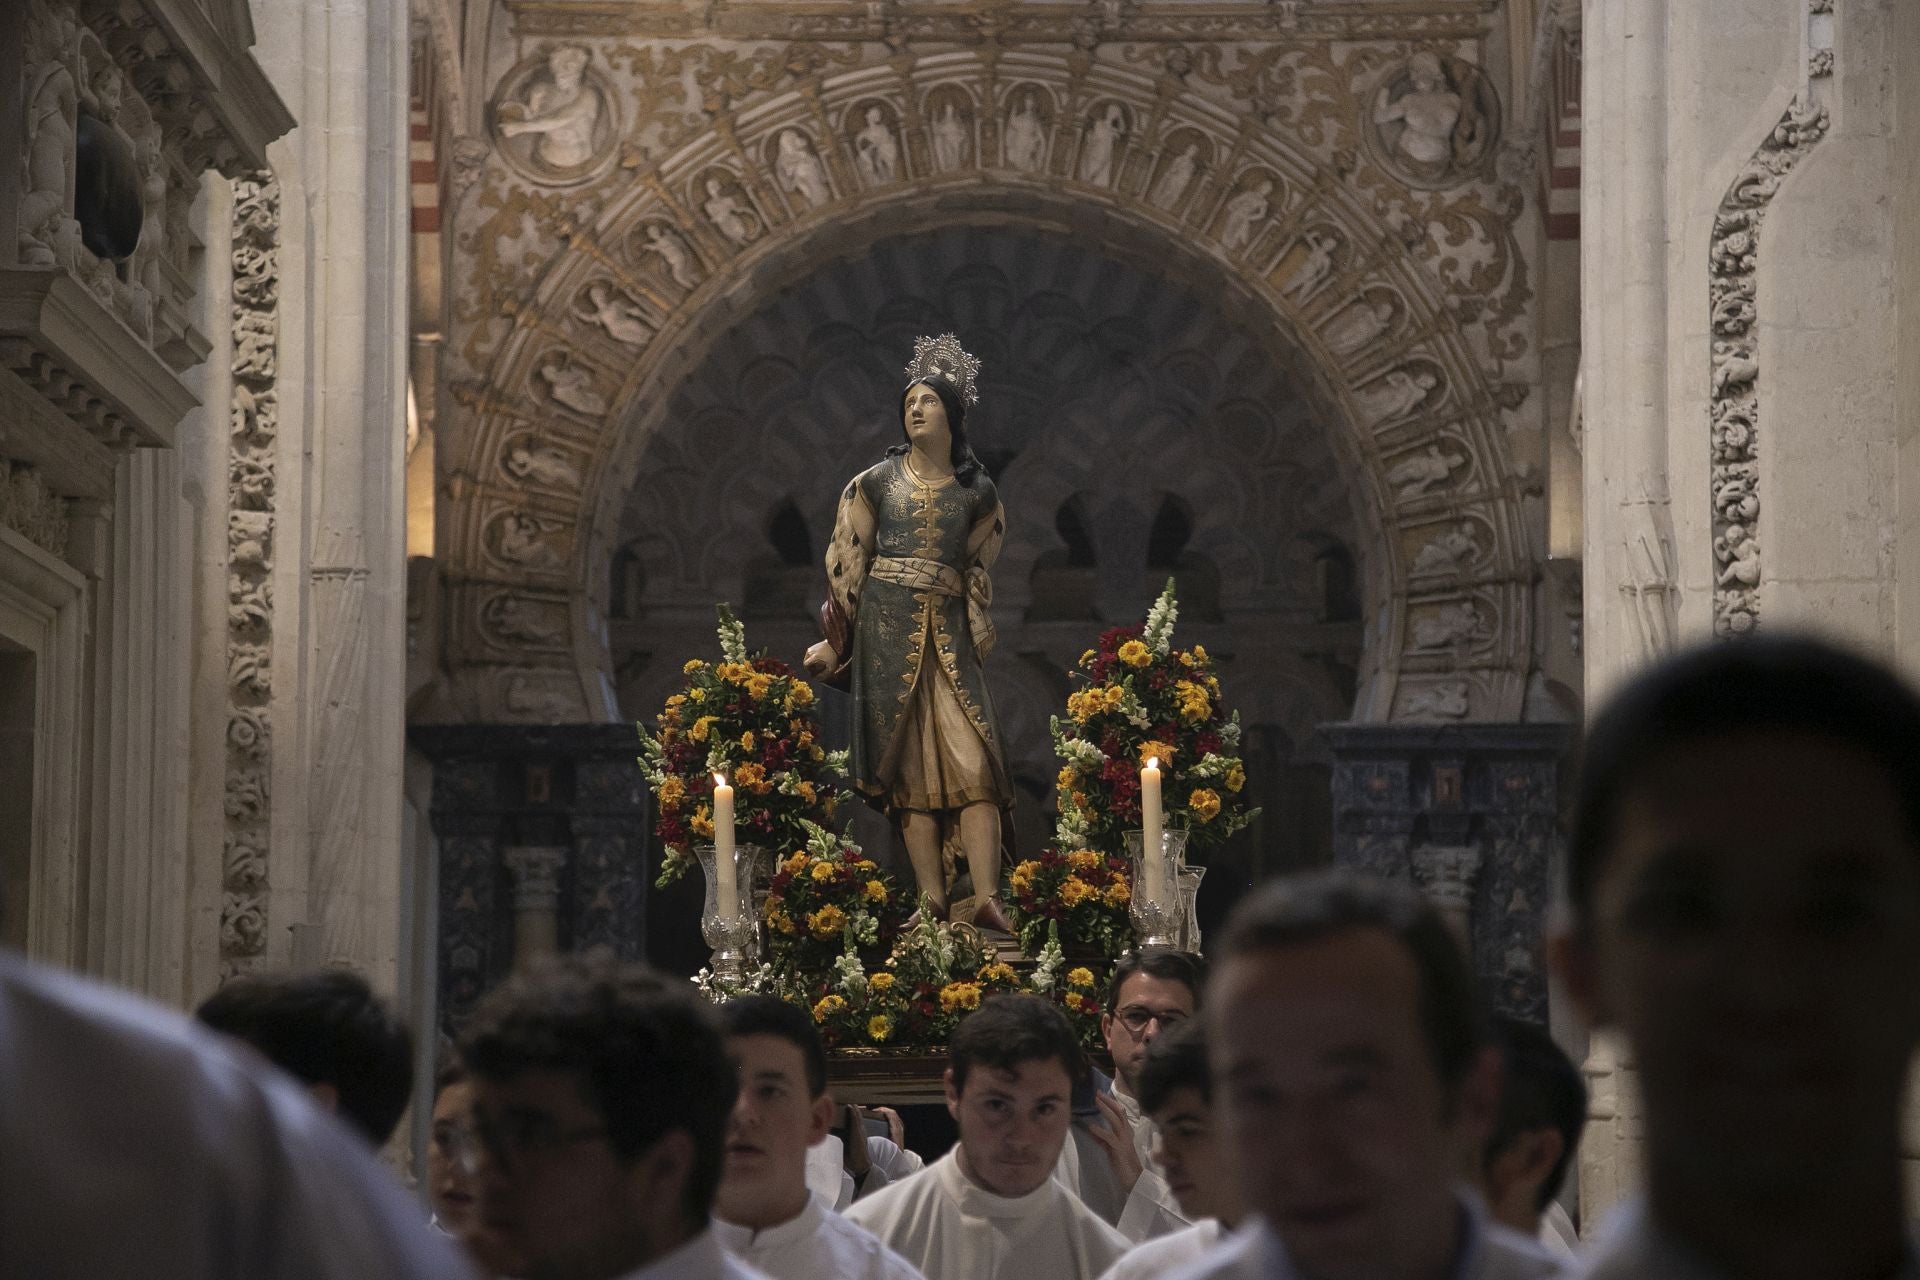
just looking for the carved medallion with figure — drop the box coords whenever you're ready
[491,45,619,186]
[1368,50,1499,189]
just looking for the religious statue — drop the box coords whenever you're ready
[1080,105,1124,185]
[1410,522,1481,575]
[1322,296,1396,356]
[1411,601,1484,650]
[775,131,831,208]
[931,102,968,172]
[1220,179,1273,252]
[804,335,1015,932]
[1371,51,1493,184]
[1282,230,1339,300]
[579,281,651,346]
[540,360,608,416]
[1364,369,1441,430]
[1004,93,1047,173]
[643,223,699,289]
[497,46,603,172]
[854,107,900,184]
[703,177,758,246]
[1386,442,1464,499]
[505,442,583,490]
[1151,143,1198,208]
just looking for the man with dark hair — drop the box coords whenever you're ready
[712,996,924,1280]
[196,967,414,1146]
[1176,871,1556,1280]
[1555,635,1920,1280]
[457,956,765,1280]
[1097,1016,1245,1280]
[847,994,1129,1280]
[1071,948,1205,1240]
[428,1055,528,1278]
[1478,1017,1584,1258]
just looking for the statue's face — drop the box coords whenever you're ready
[903,382,952,456]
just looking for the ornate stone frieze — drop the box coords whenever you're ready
[1707,4,1833,638]
[0,460,71,556]
[220,173,279,980]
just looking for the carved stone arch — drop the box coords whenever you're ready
[439,54,1535,725]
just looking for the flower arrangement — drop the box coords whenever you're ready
[800,907,1022,1051]
[762,821,907,978]
[638,606,848,886]
[1051,579,1257,861]
[1027,921,1108,1049]
[1005,846,1133,961]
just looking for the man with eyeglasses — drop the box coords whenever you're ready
[457,956,769,1280]
[1065,948,1203,1241]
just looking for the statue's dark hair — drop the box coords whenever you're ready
[887,375,984,486]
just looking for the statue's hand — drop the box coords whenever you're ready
[804,639,837,676]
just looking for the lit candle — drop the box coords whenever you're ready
[1141,757,1166,908]
[713,774,737,919]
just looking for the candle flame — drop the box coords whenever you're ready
[1146,757,1159,771]
[714,773,727,787]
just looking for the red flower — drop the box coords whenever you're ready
[1195,731,1223,756]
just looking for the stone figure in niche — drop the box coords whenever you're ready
[1004,92,1047,173]
[579,281,651,346]
[540,360,609,416]
[1363,368,1441,428]
[1387,443,1465,500]
[497,512,566,571]
[1411,601,1485,650]
[703,177,758,246]
[775,130,831,208]
[1372,51,1492,184]
[854,107,900,184]
[644,223,699,289]
[1282,230,1339,299]
[1221,179,1274,252]
[1322,296,1396,356]
[505,442,583,490]
[484,594,565,646]
[1715,523,1761,587]
[1410,522,1481,574]
[932,102,968,171]
[19,60,79,268]
[1151,143,1198,208]
[497,46,602,172]
[803,333,1016,934]
[1404,680,1470,720]
[1080,105,1124,185]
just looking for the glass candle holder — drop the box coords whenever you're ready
[1176,863,1207,953]
[1124,828,1190,950]
[696,842,769,983]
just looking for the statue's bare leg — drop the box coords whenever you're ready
[960,801,1011,934]
[900,810,948,919]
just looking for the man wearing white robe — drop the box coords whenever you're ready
[848,994,1129,1280]
[459,956,768,1280]
[1550,640,1920,1280]
[1098,1016,1244,1280]
[1169,874,1558,1280]
[0,948,473,1280]
[713,996,924,1280]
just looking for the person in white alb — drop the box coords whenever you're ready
[1073,949,1203,1242]
[712,996,926,1280]
[1551,639,1920,1280]
[1096,1015,1244,1280]
[846,994,1130,1280]
[1167,873,1559,1280]
[0,947,475,1279]
[458,955,769,1280]
[1475,1016,1586,1262]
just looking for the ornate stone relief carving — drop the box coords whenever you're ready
[1386,442,1467,501]
[1366,51,1500,190]
[221,173,279,979]
[1708,8,1832,637]
[0,460,71,556]
[1401,679,1470,721]
[771,128,834,209]
[490,45,620,186]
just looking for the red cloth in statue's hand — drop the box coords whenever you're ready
[816,596,853,690]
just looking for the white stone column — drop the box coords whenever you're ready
[503,846,570,970]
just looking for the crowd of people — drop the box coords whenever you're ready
[6,633,1920,1280]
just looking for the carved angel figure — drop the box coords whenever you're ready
[540,361,608,417]
[775,131,831,208]
[1411,601,1484,650]
[581,281,651,346]
[803,335,1014,933]
[854,107,900,184]
[1323,297,1396,356]
[1365,370,1441,429]
[497,46,602,171]
[1410,522,1481,575]
[1282,230,1339,299]
[1386,443,1465,500]
[496,513,565,571]
[505,443,582,490]
[644,224,699,289]
[1152,144,1198,208]
[1004,93,1047,173]
[703,178,758,246]
[932,102,968,172]
[1405,681,1470,720]
[1080,105,1125,185]
[1221,179,1274,252]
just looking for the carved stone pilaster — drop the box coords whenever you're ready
[1409,842,1483,942]
[503,845,569,969]
[219,172,278,981]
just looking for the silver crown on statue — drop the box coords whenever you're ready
[904,333,983,407]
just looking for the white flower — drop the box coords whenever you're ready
[716,604,749,663]
[833,949,868,997]
[1142,578,1179,656]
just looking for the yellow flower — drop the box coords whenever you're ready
[864,879,888,903]
[939,981,983,1013]
[664,693,688,712]
[745,673,775,700]
[1065,992,1091,1013]
[1066,967,1096,989]
[735,762,769,793]
[1138,741,1175,766]
[978,962,1017,985]
[740,731,756,752]
[766,906,796,935]
[1068,850,1101,874]
[1079,648,1097,668]
[1070,790,1089,810]
[868,1015,894,1043]
[716,662,751,684]
[692,806,714,837]
[1178,651,1196,668]
[788,682,815,708]
[812,994,847,1022]
[1103,686,1126,711]
[657,775,687,808]
[1225,762,1246,794]
[1059,876,1094,908]
[868,972,896,993]
[1173,680,1211,723]
[810,745,825,761]
[796,780,817,805]
[1057,765,1078,794]
[810,861,836,883]
[1009,862,1036,894]
[783,851,808,875]
[1117,639,1152,668]
[857,859,878,872]
[689,715,719,743]
[1189,788,1222,822]
[1066,689,1094,723]
[683,659,707,675]
[809,904,846,938]
[1192,645,1209,663]
[1103,880,1131,908]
